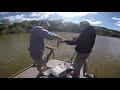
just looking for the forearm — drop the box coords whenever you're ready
[50,33,63,41]
[65,40,77,45]
[46,31,63,40]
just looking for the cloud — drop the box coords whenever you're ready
[4,14,40,21]
[115,21,120,26]
[55,12,98,18]
[0,12,10,15]
[49,19,54,20]
[21,17,39,21]
[82,19,86,21]
[90,19,94,20]
[112,17,120,27]
[3,12,98,23]
[4,14,25,21]
[112,17,120,20]
[30,12,98,19]
[74,20,79,23]
[85,19,102,25]
[29,12,98,23]
[30,12,55,19]
[81,19,102,25]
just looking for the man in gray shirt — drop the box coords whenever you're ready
[29,21,64,75]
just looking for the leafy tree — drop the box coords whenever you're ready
[0,18,120,38]
[0,19,11,34]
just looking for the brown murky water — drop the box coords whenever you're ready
[0,32,120,78]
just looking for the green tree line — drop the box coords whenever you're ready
[0,19,120,38]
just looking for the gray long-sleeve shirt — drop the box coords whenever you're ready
[29,26,62,57]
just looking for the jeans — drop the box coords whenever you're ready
[72,52,90,78]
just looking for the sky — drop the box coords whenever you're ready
[0,12,120,31]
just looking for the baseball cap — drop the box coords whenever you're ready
[39,21,51,27]
[79,21,90,26]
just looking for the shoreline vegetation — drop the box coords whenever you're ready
[0,19,120,38]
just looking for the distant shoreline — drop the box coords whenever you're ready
[0,19,120,38]
[0,31,120,39]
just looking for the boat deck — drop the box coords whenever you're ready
[9,59,93,78]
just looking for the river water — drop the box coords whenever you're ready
[0,32,120,78]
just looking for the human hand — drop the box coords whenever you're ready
[61,39,66,43]
[57,39,66,48]
[58,37,66,43]
[49,47,54,51]
[46,45,54,51]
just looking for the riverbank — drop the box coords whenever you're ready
[0,19,120,38]
[0,32,120,39]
